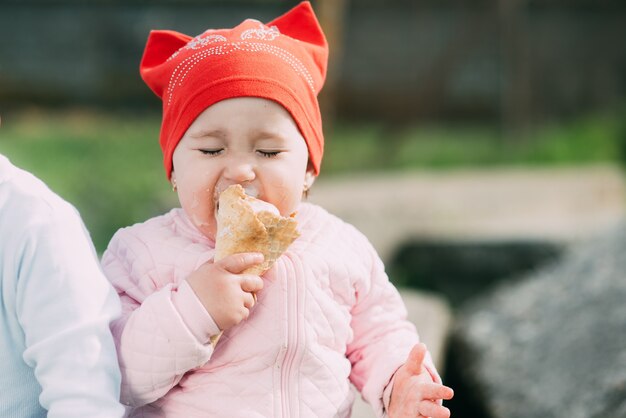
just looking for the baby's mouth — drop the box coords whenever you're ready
[242,185,259,198]
[214,184,261,216]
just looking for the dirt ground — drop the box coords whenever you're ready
[309,165,626,263]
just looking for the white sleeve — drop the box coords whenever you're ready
[16,204,125,418]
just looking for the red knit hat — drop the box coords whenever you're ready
[140,1,328,179]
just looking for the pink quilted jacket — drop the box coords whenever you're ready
[102,203,440,418]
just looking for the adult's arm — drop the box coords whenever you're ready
[17,203,125,418]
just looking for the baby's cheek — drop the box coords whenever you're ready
[272,183,303,215]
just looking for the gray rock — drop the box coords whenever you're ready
[450,226,626,418]
[390,239,563,306]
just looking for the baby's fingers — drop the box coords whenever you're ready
[219,253,264,274]
[242,291,256,309]
[417,400,450,418]
[404,343,427,375]
[420,382,454,401]
[241,275,264,293]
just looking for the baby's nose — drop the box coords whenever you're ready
[224,160,255,183]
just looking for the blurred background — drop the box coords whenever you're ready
[1,0,625,416]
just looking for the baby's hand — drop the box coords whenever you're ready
[186,252,264,331]
[388,343,454,418]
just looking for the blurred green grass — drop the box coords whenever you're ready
[0,107,624,253]
[0,110,171,253]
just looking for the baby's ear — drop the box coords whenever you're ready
[140,30,192,98]
[304,167,317,191]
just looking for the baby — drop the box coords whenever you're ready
[102,2,453,417]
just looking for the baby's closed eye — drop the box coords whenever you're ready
[257,150,281,158]
[198,148,224,156]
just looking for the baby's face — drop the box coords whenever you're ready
[171,97,313,241]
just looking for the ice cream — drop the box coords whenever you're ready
[214,184,299,275]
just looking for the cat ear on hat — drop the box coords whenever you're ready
[268,1,329,88]
[139,30,192,98]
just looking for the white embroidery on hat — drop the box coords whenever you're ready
[166,41,315,106]
[240,23,280,41]
[168,34,228,61]
[189,34,228,49]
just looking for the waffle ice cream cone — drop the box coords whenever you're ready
[214,184,299,274]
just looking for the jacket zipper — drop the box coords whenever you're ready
[280,258,301,418]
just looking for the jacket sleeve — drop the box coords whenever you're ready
[101,229,220,407]
[345,231,441,418]
[17,204,125,418]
